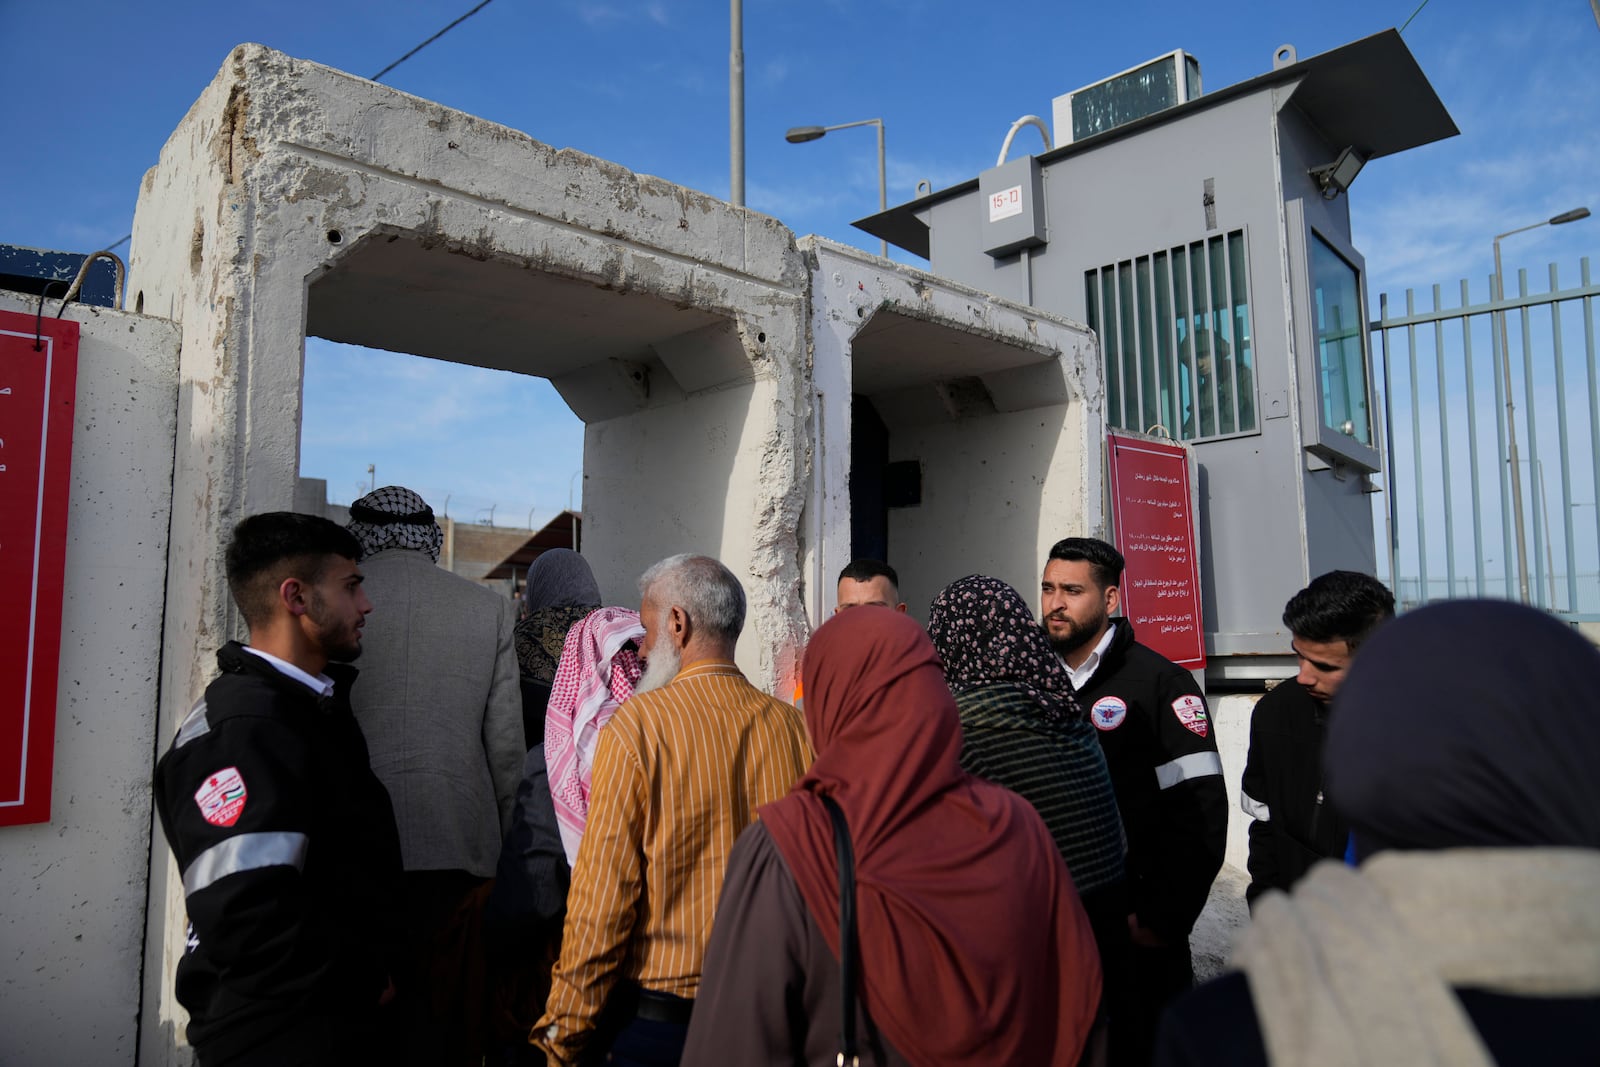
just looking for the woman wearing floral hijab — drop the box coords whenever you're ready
[928,574,1133,1064]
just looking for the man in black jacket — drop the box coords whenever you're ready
[154,512,403,1066]
[1042,536,1226,1061]
[1241,570,1394,908]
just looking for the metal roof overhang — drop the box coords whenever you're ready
[484,510,584,580]
[855,28,1458,259]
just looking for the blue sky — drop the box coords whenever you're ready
[1,0,1596,533]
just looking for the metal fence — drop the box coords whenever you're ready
[1371,257,1600,620]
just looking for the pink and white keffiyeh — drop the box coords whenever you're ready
[544,606,645,864]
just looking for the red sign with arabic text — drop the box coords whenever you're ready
[1106,431,1205,669]
[0,309,78,826]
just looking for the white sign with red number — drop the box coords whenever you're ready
[195,767,248,827]
[989,184,1023,222]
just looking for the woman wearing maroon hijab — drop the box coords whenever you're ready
[683,609,1103,1066]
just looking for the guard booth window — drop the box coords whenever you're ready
[1307,233,1371,446]
[1085,229,1257,442]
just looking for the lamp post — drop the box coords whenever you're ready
[786,119,887,257]
[730,0,744,206]
[366,464,375,492]
[1492,205,1590,603]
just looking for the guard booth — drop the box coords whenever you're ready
[857,29,1458,681]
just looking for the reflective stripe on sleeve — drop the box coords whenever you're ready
[1154,751,1224,790]
[1241,791,1271,821]
[182,831,308,896]
[174,699,211,748]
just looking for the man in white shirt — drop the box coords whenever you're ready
[1042,536,1227,1066]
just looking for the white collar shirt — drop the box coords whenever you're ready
[242,645,337,698]
[1065,622,1119,691]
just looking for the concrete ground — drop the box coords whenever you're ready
[1190,863,1250,982]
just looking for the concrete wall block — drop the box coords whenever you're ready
[219,44,804,293]
[0,295,180,1065]
[801,239,1105,619]
[580,369,810,692]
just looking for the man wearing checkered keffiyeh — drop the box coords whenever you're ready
[342,485,522,1059]
[346,485,444,562]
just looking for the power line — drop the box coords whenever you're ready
[371,0,496,82]
[1399,0,1433,34]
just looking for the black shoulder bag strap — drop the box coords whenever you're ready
[819,794,860,1067]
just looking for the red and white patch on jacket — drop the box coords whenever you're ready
[1171,694,1209,737]
[195,767,248,827]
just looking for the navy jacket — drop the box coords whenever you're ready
[1074,620,1227,944]
[154,642,403,1064]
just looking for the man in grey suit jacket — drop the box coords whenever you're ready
[343,486,522,1061]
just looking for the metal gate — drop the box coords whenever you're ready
[1371,257,1600,621]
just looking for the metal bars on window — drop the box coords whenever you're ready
[1085,230,1257,442]
[1371,257,1600,620]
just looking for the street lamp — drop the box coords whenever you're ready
[1492,205,1590,603]
[786,118,887,257]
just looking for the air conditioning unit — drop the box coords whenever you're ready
[1052,50,1201,146]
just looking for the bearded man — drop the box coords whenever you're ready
[535,554,813,1067]
[153,513,402,1066]
[1041,536,1227,1065]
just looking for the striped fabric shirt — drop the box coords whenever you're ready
[534,660,813,1065]
[955,682,1127,896]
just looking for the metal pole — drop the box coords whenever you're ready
[1495,236,1532,603]
[875,120,887,257]
[1491,208,1593,602]
[1537,459,1556,608]
[729,0,744,206]
[785,118,885,256]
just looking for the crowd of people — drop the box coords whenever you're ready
[153,488,1600,1067]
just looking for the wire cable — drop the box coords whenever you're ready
[1399,0,1433,34]
[371,0,496,82]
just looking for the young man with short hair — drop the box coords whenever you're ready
[834,558,907,614]
[154,512,402,1066]
[1241,570,1395,907]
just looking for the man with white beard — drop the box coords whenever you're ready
[535,554,813,1067]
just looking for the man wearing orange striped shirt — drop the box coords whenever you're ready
[533,554,814,1067]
